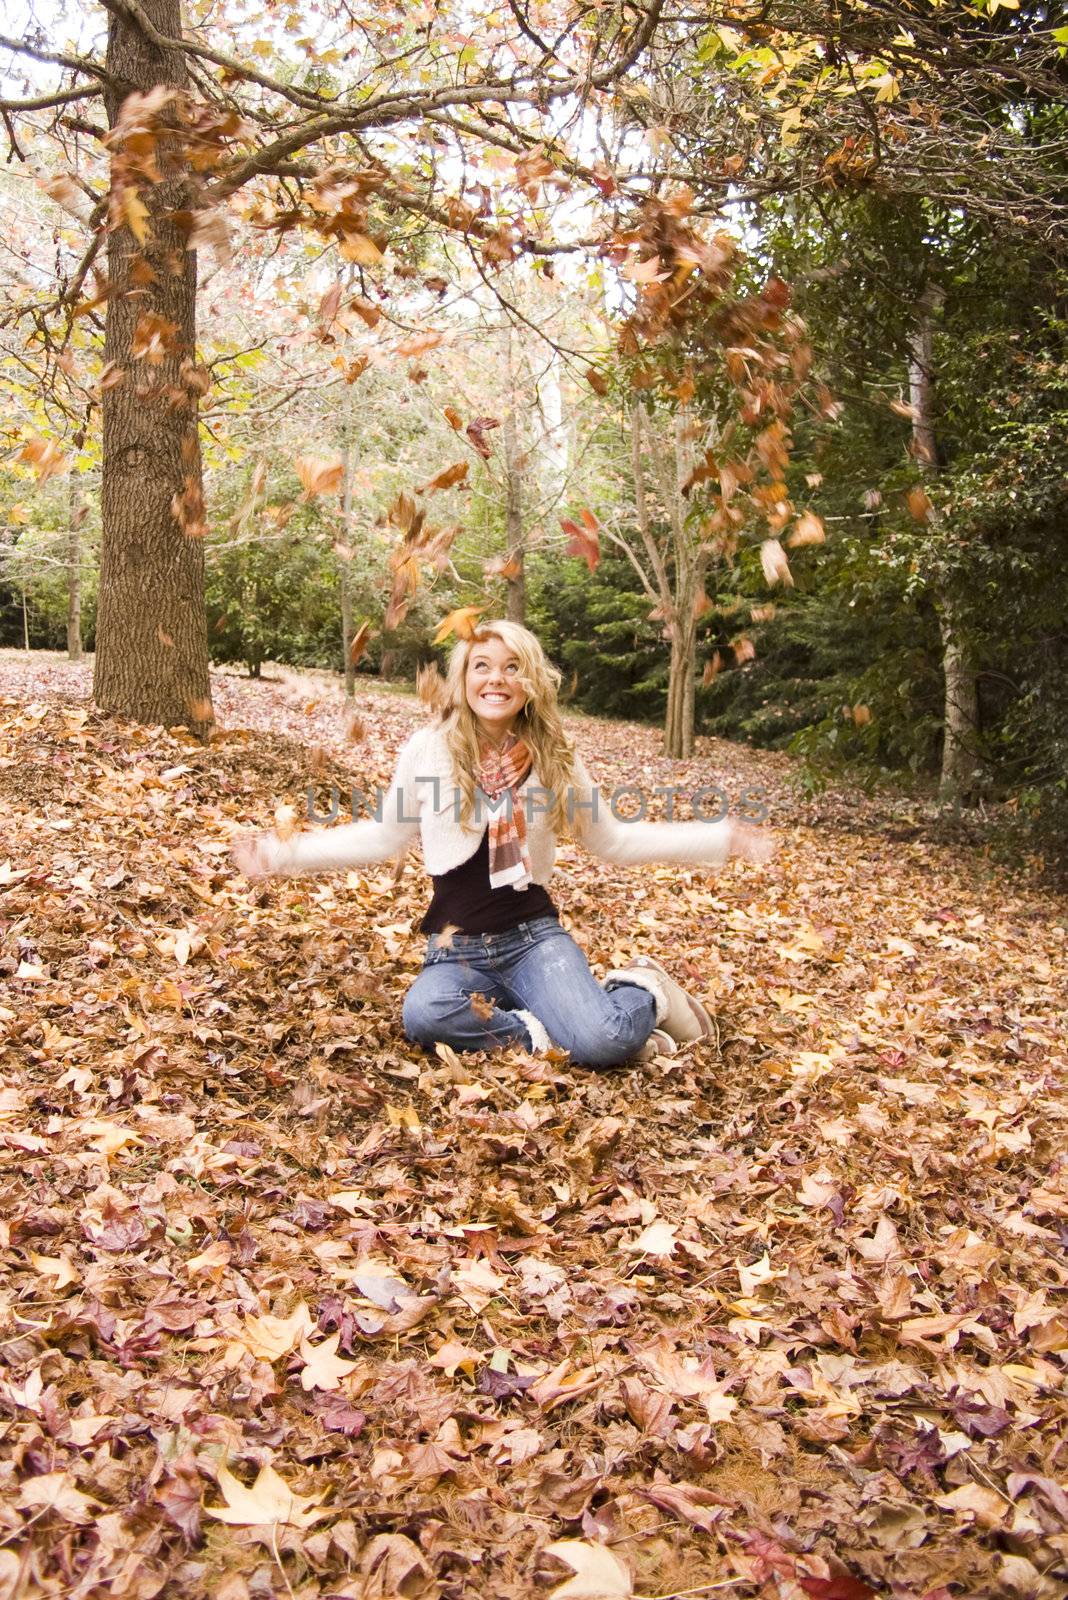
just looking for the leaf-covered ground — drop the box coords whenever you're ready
[1,650,1066,1600]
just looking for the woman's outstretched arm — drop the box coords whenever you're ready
[231,732,424,879]
[570,755,775,868]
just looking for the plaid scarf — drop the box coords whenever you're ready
[478,733,534,890]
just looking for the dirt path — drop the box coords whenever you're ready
[1,652,1065,1600]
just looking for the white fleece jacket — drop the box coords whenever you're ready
[259,723,734,881]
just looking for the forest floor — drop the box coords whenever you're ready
[1,650,1066,1600]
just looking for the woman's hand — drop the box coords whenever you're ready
[727,818,777,864]
[230,831,285,880]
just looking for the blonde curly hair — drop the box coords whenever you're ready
[439,620,577,836]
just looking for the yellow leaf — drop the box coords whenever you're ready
[204,1461,328,1529]
[338,232,383,265]
[30,1252,78,1290]
[123,188,151,244]
[236,1303,312,1361]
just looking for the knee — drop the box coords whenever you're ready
[555,1021,636,1069]
[402,984,441,1045]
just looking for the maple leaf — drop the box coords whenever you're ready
[234,1303,313,1362]
[544,1540,632,1599]
[204,1461,328,1529]
[17,1473,100,1524]
[298,1331,359,1391]
[624,1219,678,1257]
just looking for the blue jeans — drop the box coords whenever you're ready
[402,916,657,1069]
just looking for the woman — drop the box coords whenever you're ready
[232,620,773,1068]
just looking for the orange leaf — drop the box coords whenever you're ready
[420,461,469,493]
[295,454,344,499]
[787,510,826,547]
[18,436,69,483]
[584,366,610,396]
[907,486,933,522]
[443,406,463,430]
[349,621,372,666]
[702,651,723,687]
[433,606,484,645]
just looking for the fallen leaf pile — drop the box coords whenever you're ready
[0,651,1065,1600]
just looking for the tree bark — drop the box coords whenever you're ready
[67,477,83,662]
[663,409,699,759]
[340,443,355,697]
[908,285,980,801]
[502,328,525,624]
[93,0,213,736]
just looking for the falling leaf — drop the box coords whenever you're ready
[544,1540,632,1599]
[907,486,933,522]
[702,651,723,686]
[760,537,794,587]
[433,606,484,644]
[204,1461,328,1529]
[420,461,469,493]
[295,455,345,499]
[122,188,151,243]
[787,510,826,548]
[348,621,372,666]
[466,415,500,458]
[338,232,383,265]
[560,513,600,573]
[18,437,69,483]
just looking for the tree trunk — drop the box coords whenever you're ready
[663,409,698,759]
[21,589,30,652]
[502,329,525,624]
[340,443,355,697]
[93,0,213,736]
[67,478,83,662]
[908,285,980,801]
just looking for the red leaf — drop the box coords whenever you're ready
[800,1577,879,1600]
[466,416,500,458]
[560,515,600,573]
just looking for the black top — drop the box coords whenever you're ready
[419,828,558,935]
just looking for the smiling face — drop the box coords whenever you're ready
[464,634,527,740]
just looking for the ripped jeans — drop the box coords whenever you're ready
[401,915,657,1069]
